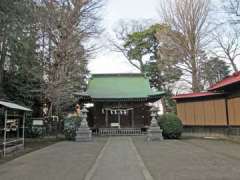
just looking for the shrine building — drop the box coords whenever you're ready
[75,73,164,131]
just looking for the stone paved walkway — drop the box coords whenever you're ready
[0,139,107,180]
[0,137,151,180]
[85,137,152,180]
[133,137,240,180]
[2,137,240,180]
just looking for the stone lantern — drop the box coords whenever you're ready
[146,106,163,141]
[75,106,92,142]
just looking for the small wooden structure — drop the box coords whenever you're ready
[173,72,240,127]
[0,100,31,156]
[75,73,165,135]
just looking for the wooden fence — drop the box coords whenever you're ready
[227,97,240,125]
[94,128,143,136]
[176,98,227,126]
[176,96,240,126]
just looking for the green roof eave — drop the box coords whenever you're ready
[75,73,165,102]
[86,73,164,98]
[75,91,165,102]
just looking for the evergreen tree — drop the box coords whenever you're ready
[200,57,230,88]
[113,23,183,112]
[0,0,42,107]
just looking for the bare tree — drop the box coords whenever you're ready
[225,0,240,22]
[159,0,210,92]
[212,27,240,72]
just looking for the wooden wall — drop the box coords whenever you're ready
[227,97,240,125]
[88,102,151,128]
[176,99,228,126]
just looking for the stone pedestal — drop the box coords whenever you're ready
[147,106,163,141]
[75,107,92,142]
[75,127,92,142]
[147,126,163,141]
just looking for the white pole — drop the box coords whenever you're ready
[3,109,7,157]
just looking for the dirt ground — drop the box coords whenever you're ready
[133,137,240,180]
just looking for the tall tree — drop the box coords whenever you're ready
[144,61,182,112]
[212,28,240,72]
[37,0,103,115]
[200,56,230,88]
[111,23,183,112]
[110,20,151,72]
[0,0,41,106]
[212,0,240,72]
[160,0,210,92]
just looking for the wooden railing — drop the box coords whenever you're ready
[94,128,144,136]
[0,138,24,156]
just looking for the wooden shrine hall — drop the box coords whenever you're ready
[75,74,164,133]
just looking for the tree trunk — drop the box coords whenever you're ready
[230,59,238,72]
[161,98,166,113]
[0,59,4,98]
[0,40,7,99]
[191,58,200,92]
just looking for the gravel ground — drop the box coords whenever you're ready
[133,137,240,180]
[0,137,107,180]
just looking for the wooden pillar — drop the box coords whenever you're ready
[131,108,134,128]
[22,112,25,147]
[17,112,20,139]
[225,99,229,126]
[105,109,108,128]
[3,109,7,157]
[118,111,121,128]
[93,105,97,127]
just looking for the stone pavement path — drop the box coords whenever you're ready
[0,139,106,180]
[133,137,240,180]
[3,136,240,180]
[0,137,151,180]
[85,137,153,180]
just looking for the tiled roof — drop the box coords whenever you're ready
[86,73,164,99]
[209,72,240,91]
[172,92,224,100]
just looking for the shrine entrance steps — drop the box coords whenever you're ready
[93,128,145,136]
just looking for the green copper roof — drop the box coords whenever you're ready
[86,73,164,99]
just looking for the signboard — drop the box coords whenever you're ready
[33,120,44,126]
[111,123,120,128]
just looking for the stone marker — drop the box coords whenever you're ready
[147,106,163,141]
[75,107,92,142]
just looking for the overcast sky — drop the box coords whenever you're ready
[88,0,160,74]
[88,0,238,75]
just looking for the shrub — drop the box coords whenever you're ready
[63,116,81,140]
[25,126,46,138]
[63,128,76,140]
[158,113,183,139]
